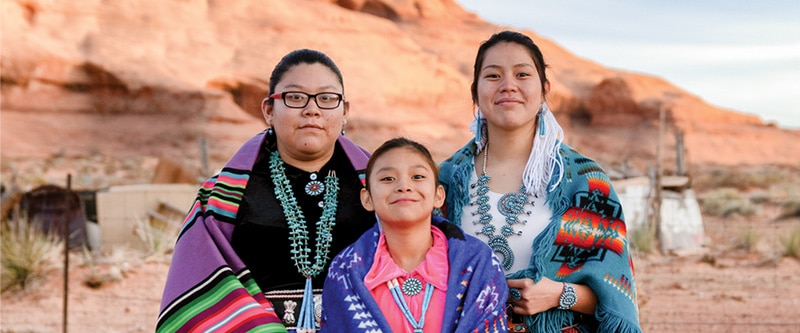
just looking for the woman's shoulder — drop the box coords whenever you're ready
[558,142,608,173]
[553,142,617,196]
[433,216,492,251]
[337,135,371,165]
[329,223,380,264]
[222,131,268,171]
[438,141,476,179]
[337,135,369,152]
[432,216,465,241]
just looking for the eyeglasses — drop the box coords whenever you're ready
[269,91,344,109]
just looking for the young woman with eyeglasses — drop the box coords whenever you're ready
[157,49,376,333]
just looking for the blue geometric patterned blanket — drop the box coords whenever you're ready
[320,216,509,332]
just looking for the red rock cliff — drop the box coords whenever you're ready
[2,0,798,173]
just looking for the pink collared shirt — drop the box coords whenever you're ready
[363,226,449,333]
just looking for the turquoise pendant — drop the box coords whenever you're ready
[402,277,423,296]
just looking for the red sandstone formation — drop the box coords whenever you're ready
[2,0,798,172]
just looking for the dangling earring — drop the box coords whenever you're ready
[475,110,482,145]
[538,103,546,137]
[341,121,346,136]
[267,127,274,136]
[469,108,486,148]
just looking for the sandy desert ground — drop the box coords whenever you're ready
[1,162,799,333]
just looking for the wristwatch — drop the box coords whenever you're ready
[557,282,577,310]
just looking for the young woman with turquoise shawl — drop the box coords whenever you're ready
[438,31,642,333]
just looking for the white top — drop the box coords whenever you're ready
[460,171,552,274]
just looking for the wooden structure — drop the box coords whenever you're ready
[614,176,706,254]
[95,184,197,253]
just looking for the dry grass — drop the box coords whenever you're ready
[630,226,656,254]
[734,227,760,252]
[1,217,64,293]
[699,187,757,217]
[133,215,179,260]
[779,198,800,219]
[693,166,794,192]
[780,223,800,259]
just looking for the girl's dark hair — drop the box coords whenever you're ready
[470,30,548,105]
[267,49,344,105]
[364,137,438,191]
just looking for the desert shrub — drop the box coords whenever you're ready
[630,226,656,254]
[1,219,63,293]
[700,188,756,217]
[734,228,760,252]
[696,167,788,191]
[780,224,800,259]
[780,198,800,219]
[748,190,771,204]
[134,215,177,257]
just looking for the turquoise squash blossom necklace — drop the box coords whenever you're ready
[270,150,339,332]
[471,143,531,271]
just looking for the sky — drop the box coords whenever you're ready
[456,0,800,129]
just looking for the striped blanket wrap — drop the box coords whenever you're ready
[157,132,369,333]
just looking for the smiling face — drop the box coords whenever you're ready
[360,146,445,228]
[476,42,549,132]
[263,62,349,164]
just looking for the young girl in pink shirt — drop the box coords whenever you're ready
[320,137,508,332]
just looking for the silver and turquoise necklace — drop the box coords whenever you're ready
[388,278,434,333]
[270,150,339,332]
[472,143,531,271]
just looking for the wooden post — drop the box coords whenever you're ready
[654,104,665,254]
[200,135,209,179]
[675,130,685,176]
[63,174,71,333]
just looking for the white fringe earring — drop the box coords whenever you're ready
[468,108,488,152]
[522,102,565,197]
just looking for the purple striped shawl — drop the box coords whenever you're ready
[157,132,370,333]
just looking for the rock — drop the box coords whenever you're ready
[1,0,798,171]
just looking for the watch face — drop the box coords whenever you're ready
[561,290,577,306]
[559,283,577,309]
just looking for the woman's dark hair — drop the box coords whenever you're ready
[470,30,548,105]
[267,49,344,105]
[364,137,438,191]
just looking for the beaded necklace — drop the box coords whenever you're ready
[471,143,531,271]
[269,150,339,332]
[388,278,434,333]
